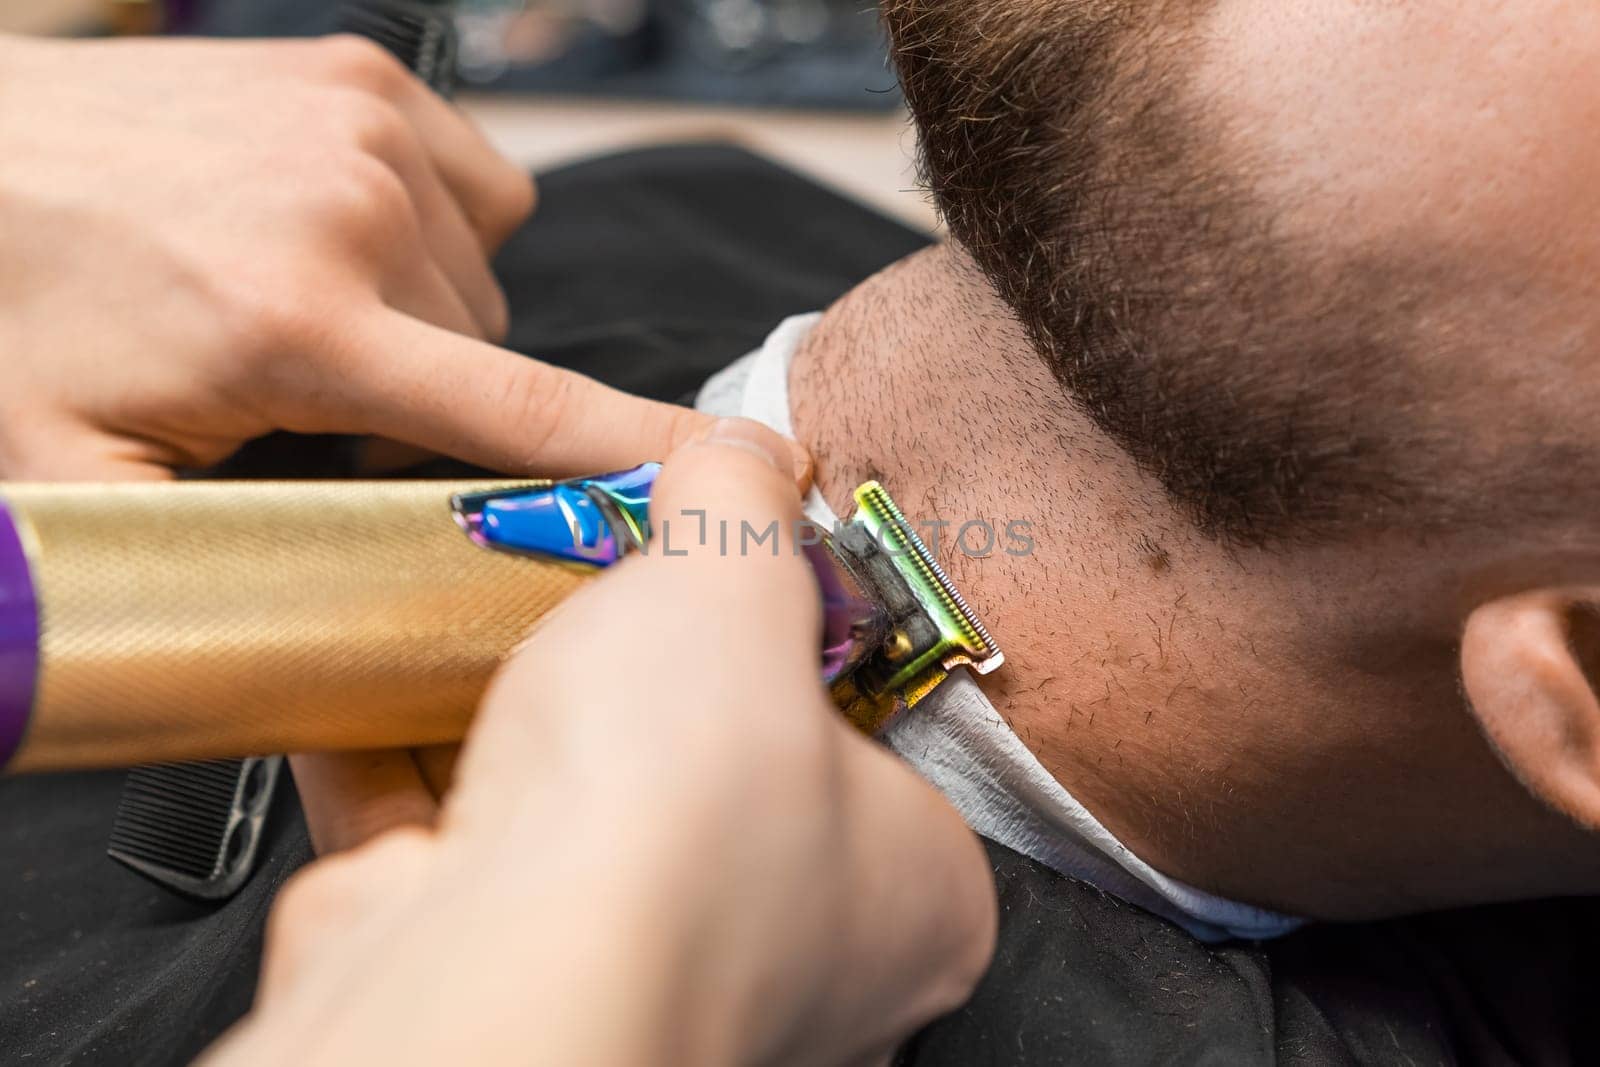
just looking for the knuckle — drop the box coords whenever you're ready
[317,34,409,97]
[321,153,418,248]
[501,363,574,468]
[202,276,288,366]
[494,170,538,233]
[203,276,363,418]
[468,164,536,246]
[207,269,320,364]
[331,91,412,158]
[348,154,414,222]
[483,283,511,343]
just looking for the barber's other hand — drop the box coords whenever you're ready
[211,420,997,1066]
[0,32,728,854]
[0,33,706,480]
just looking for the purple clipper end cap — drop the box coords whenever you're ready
[0,500,39,768]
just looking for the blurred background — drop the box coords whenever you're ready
[2,0,935,231]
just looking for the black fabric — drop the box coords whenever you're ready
[494,144,927,405]
[1,772,308,1065]
[901,843,1600,1066]
[1,143,1596,1065]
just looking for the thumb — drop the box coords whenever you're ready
[330,309,715,476]
[646,417,818,619]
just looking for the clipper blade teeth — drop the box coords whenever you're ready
[852,482,1005,674]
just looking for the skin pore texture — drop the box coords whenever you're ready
[790,243,1600,922]
[786,0,1600,921]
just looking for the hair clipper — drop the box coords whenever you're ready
[0,466,1003,773]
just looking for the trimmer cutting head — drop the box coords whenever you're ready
[452,464,1004,733]
[826,481,1004,730]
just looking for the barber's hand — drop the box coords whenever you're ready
[207,420,997,1066]
[0,32,728,851]
[0,32,705,479]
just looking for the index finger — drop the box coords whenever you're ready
[331,309,716,476]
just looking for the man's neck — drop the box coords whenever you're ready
[787,244,1600,919]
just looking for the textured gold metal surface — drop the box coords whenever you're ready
[5,481,591,771]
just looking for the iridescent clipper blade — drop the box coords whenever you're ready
[452,464,657,566]
[450,465,1005,735]
[823,482,1005,730]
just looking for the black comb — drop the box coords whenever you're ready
[109,757,283,899]
[338,0,460,98]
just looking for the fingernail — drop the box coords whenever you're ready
[790,443,814,489]
[700,417,797,474]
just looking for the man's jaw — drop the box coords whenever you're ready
[785,243,1600,920]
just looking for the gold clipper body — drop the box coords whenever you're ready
[4,480,585,771]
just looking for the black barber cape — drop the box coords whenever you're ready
[3,145,1598,1065]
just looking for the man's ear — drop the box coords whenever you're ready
[1461,591,1600,830]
